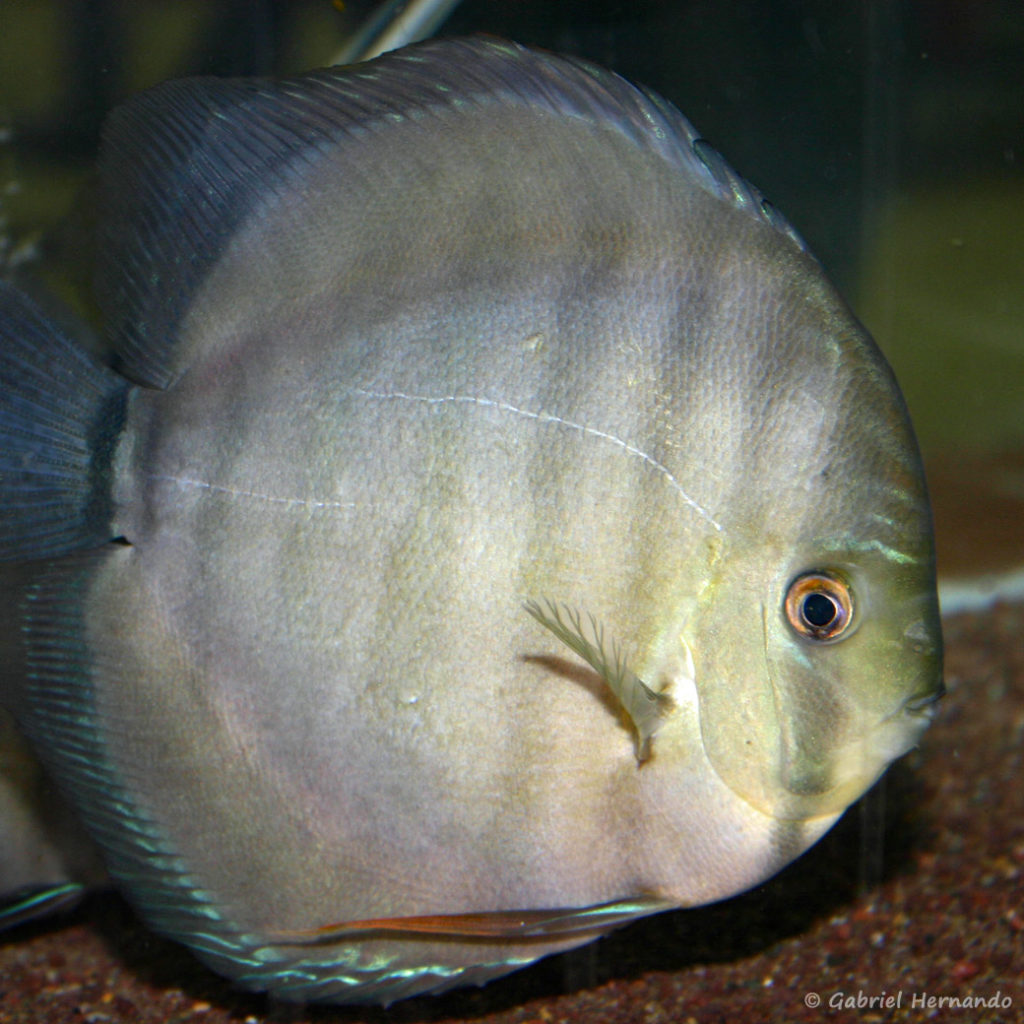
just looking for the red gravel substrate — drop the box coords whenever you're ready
[1,603,1021,1024]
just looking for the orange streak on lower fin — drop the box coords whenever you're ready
[270,896,673,945]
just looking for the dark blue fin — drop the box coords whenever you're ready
[0,883,85,930]
[96,36,805,390]
[0,281,129,562]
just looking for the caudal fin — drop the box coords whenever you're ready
[0,281,129,561]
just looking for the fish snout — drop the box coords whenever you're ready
[902,679,945,719]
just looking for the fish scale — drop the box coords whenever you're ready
[0,36,941,1004]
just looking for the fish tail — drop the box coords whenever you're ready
[0,280,129,561]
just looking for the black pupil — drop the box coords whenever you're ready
[802,592,838,629]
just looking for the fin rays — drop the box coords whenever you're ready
[525,599,672,762]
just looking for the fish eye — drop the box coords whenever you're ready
[784,571,854,642]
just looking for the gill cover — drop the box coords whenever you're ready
[692,554,941,822]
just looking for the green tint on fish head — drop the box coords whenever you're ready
[674,250,943,823]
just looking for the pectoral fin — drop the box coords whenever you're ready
[525,599,672,762]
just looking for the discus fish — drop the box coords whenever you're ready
[0,36,942,1005]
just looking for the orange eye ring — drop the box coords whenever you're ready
[784,571,854,642]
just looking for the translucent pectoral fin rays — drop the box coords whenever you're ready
[271,896,673,945]
[525,599,672,762]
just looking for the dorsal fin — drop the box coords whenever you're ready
[97,35,806,390]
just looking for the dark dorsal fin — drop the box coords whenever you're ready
[97,35,806,390]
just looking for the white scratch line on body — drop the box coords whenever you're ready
[354,389,723,532]
[149,475,356,511]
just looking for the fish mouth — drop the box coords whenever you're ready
[897,679,946,722]
[770,685,945,818]
[728,607,945,821]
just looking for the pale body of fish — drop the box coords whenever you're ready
[0,37,941,1004]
